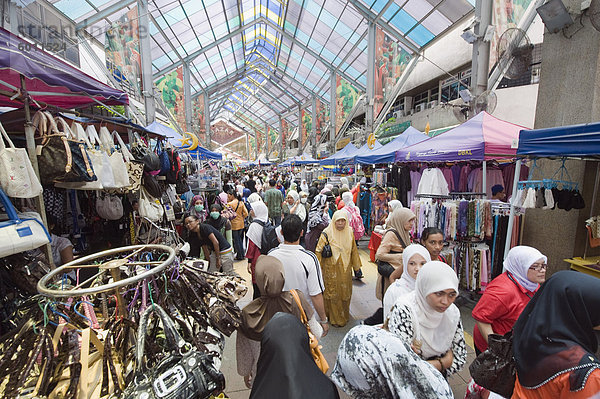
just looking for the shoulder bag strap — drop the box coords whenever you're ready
[289,289,308,324]
[388,228,406,248]
[507,271,533,299]
[322,231,330,245]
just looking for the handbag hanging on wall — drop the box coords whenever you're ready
[131,133,160,174]
[0,120,42,198]
[138,187,164,222]
[0,187,50,258]
[112,131,144,194]
[122,304,225,399]
[98,127,129,189]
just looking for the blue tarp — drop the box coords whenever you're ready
[355,126,428,164]
[294,153,319,165]
[319,142,358,165]
[517,122,600,157]
[352,140,383,164]
[147,121,222,160]
[145,121,179,138]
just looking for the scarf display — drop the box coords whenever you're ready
[394,261,460,359]
[386,208,416,247]
[503,245,546,292]
[513,271,600,390]
[241,256,311,341]
[322,210,354,266]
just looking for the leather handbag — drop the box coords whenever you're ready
[112,131,144,194]
[33,111,84,185]
[290,289,329,373]
[320,231,333,258]
[0,187,50,258]
[122,304,225,399]
[469,330,516,398]
[0,120,42,198]
[131,133,160,174]
[143,173,163,199]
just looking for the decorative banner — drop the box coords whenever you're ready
[374,27,412,117]
[301,109,312,147]
[193,96,206,145]
[156,67,185,132]
[255,129,262,157]
[489,0,534,70]
[105,8,141,96]
[315,99,329,144]
[281,119,288,158]
[249,137,256,159]
[335,74,360,134]
[268,126,277,154]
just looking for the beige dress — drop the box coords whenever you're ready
[374,230,405,301]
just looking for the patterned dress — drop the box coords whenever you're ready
[331,325,454,399]
[387,302,467,376]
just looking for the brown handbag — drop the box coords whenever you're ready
[290,289,329,373]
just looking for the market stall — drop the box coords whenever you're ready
[356,126,428,165]
[506,121,600,275]
[319,142,358,165]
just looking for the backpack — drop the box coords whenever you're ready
[166,148,182,184]
[252,219,279,254]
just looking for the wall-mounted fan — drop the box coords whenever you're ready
[474,90,497,114]
[497,28,534,79]
[452,105,470,123]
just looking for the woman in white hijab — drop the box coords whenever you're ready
[387,261,467,378]
[471,245,546,355]
[300,179,309,193]
[246,201,269,299]
[282,190,306,222]
[383,244,431,319]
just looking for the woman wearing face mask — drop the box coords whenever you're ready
[420,227,446,262]
[205,203,233,248]
[384,244,431,319]
[282,190,306,222]
[387,261,467,378]
[189,195,206,220]
[315,211,362,327]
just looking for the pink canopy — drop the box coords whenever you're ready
[395,112,526,162]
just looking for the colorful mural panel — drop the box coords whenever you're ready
[335,74,360,134]
[489,0,534,70]
[155,67,185,132]
[374,27,412,117]
[301,108,312,147]
[105,8,141,96]
[315,99,329,144]
[193,96,206,145]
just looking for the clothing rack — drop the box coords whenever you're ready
[414,193,451,199]
[449,192,487,198]
[517,179,578,190]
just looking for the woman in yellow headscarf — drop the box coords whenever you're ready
[315,210,362,327]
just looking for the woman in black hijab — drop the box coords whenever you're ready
[512,270,600,398]
[250,312,340,399]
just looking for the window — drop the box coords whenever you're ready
[16,3,80,66]
[440,70,471,103]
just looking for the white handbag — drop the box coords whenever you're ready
[0,121,43,198]
[0,187,50,257]
[138,188,164,222]
[97,127,129,189]
[85,125,117,189]
[96,194,124,220]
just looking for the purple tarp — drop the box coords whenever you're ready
[0,27,128,108]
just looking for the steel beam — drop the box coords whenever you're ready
[204,92,211,149]
[311,95,317,158]
[76,0,136,31]
[365,21,376,138]
[152,20,256,79]
[297,105,302,155]
[138,0,156,124]
[329,72,337,152]
[183,63,192,131]
[345,0,420,54]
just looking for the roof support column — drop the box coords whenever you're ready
[297,105,303,156]
[138,0,156,125]
[183,63,192,132]
[279,116,284,162]
[204,92,211,149]
[471,0,493,97]
[264,123,269,156]
[329,72,337,154]
[311,95,317,159]
[365,21,377,140]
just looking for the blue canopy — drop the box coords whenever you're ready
[319,142,358,165]
[356,126,428,164]
[188,147,223,160]
[352,140,383,164]
[294,153,319,165]
[146,121,179,138]
[517,122,600,157]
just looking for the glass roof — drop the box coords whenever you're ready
[50,0,473,134]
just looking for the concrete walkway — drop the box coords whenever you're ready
[220,244,477,398]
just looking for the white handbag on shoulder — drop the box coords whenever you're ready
[0,121,43,198]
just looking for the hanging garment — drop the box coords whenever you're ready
[417,168,449,196]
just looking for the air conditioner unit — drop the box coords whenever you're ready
[428,101,438,109]
[393,110,404,119]
[415,104,426,113]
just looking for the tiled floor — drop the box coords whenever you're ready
[221,241,477,398]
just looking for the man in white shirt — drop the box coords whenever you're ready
[269,214,329,337]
